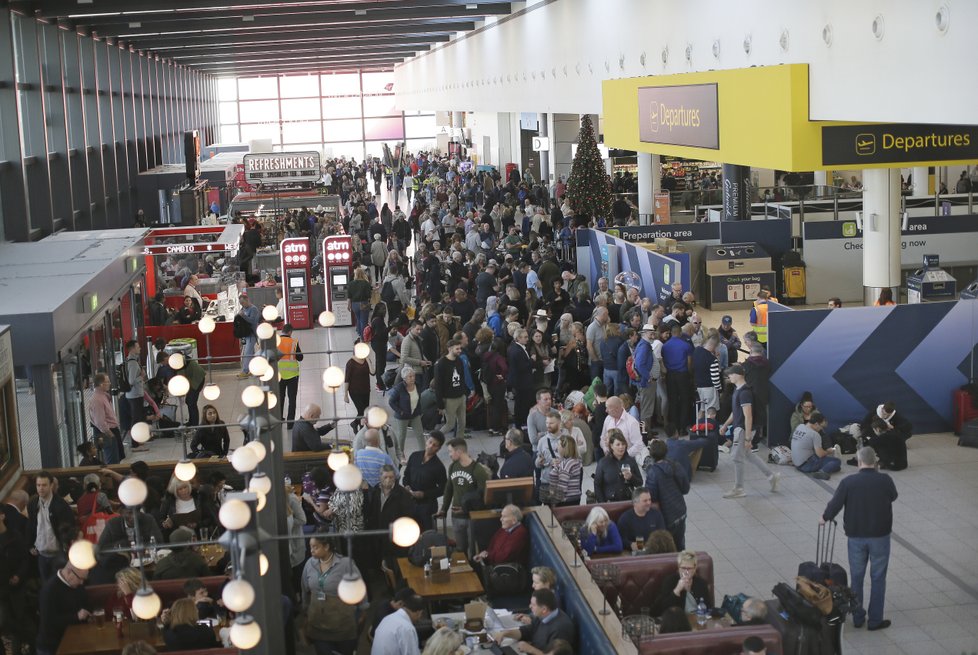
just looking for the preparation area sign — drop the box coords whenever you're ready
[243,151,321,184]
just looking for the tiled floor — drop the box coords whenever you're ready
[126,298,978,654]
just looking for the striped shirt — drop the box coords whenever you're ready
[354,447,396,487]
[550,457,583,503]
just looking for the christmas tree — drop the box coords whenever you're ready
[565,114,613,222]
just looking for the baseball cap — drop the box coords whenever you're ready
[721,315,733,325]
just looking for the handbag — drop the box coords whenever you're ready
[795,576,833,615]
[305,594,357,641]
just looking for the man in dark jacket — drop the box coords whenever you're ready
[821,447,898,631]
[28,472,76,582]
[402,431,448,532]
[365,465,414,567]
[290,404,336,452]
[742,344,771,447]
[507,329,534,429]
[644,439,691,550]
[154,526,211,580]
[36,562,90,655]
[492,589,575,652]
[499,430,535,479]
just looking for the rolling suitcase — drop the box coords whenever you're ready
[691,398,719,472]
[959,418,978,449]
[953,386,978,435]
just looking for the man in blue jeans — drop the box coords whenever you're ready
[790,412,842,480]
[821,446,898,631]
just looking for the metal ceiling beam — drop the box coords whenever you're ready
[162,34,448,57]
[22,0,496,18]
[88,6,502,38]
[196,53,406,72]
[202,60,405,76]
[120,21,473,48]
[181,46,423,66]
[65,1,509,29]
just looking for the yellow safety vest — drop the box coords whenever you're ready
[278,336,300,379]
[752,302,769,343]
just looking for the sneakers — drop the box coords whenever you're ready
[811,471,830,480]
[769,472,781,492]
[751,445,760,453]
[235,372,250,379]
[846,457,858,466]
[723,487,746,499]
[867,620,891,631]
[718,443,731,454]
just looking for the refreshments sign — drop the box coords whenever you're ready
[243,151,321,184]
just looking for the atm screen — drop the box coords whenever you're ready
[289,277,304,289]
[333,274,347,286]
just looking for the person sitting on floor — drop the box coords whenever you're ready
[616,488,665,552]
[790,412,842,480]
[579,506,623,556]
[652,550,712,616]
[859,401,912,444]
[862,417,908,471]
[473,504,529,565]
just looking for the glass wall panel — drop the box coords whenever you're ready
[239,100,280,123]
[361,71,394,95]
[219,101,239,124]
[324,141,364,160]
[220,124,240,143]
[362,94,398,117]
[237,76,278,100]
[321,96,363,119]
[321,73,360,96]
[281,120,323,145]
[364,117,404,141]
[324,118,363,142]
[217,77,238,100]
[279,74,320,98]
[405,114,437,138]
[281,97,321,121]
[240,122,279,143]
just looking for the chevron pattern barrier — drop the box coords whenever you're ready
[767,300,978,443]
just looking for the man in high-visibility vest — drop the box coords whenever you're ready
[278,323,304,428]
[749,291,771,347]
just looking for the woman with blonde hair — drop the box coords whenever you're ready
[579,506,623,555]
[162,598,219,650]
[652,550,712,616]
[421,626,464,655]
[549,435,582,507]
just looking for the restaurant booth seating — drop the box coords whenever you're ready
[552,500,635,524]
[637,624,781,655]
[525,511,623,654]
[586,552,715,617]
[86,576,227,612]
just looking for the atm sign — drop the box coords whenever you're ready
[281,238,310,266]
[324,236,352,263]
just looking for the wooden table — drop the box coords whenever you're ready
[57,621,224,655]
[397,556,485,602]
[686,612,733,631]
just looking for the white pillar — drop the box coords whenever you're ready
[651,155,661,196]
[637,152,653,224]
[861,168,902,306]
[913,166,929,196]
[813,170,828,187]
[538,112,550,185]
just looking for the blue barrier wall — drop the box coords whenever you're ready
[578,228,683,303]
[768,300,978,443]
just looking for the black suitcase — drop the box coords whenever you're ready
[692,399,719,472]
[798,520,849,588]
[765,599,839,655]
[959,418,978,448]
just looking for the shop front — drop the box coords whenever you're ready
[0,230,147,468]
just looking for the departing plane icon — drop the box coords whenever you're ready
[855,133,876,155]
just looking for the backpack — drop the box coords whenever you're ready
[381,280,396,304]
[233,314,254,338]
[362,325,374,342]
[772,581,824,628]
[770,445,794,466]
[116,360,132,394]
[408,520,452,566]
[625,355,640,381]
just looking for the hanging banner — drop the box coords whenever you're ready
[653,192,671,224]
[243,151,321,184]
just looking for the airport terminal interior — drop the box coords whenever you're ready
[0,2,977,655]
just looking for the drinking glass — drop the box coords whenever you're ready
[93,609,106,629]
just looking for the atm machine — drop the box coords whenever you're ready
[280,237,313,329]
[322,234,353,327]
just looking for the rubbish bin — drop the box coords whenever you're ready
[704,242,776,310]
[906,254,957,303]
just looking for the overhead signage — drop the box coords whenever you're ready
[653,192,671,224]
[638,84,719,150]
[605,223,721,243]
[532,136,550,152]
[821,124,978,166]
[141,242,237,255]
[323,235,352,263]
[243,151,321,184]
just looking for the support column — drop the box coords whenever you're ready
[913,166,930,196]
[861,168,902,306]
[721,163,751,221]
[550,113,579,188]
[637,152,653,225]
[538,112,550,185]
[813,170,828,188]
